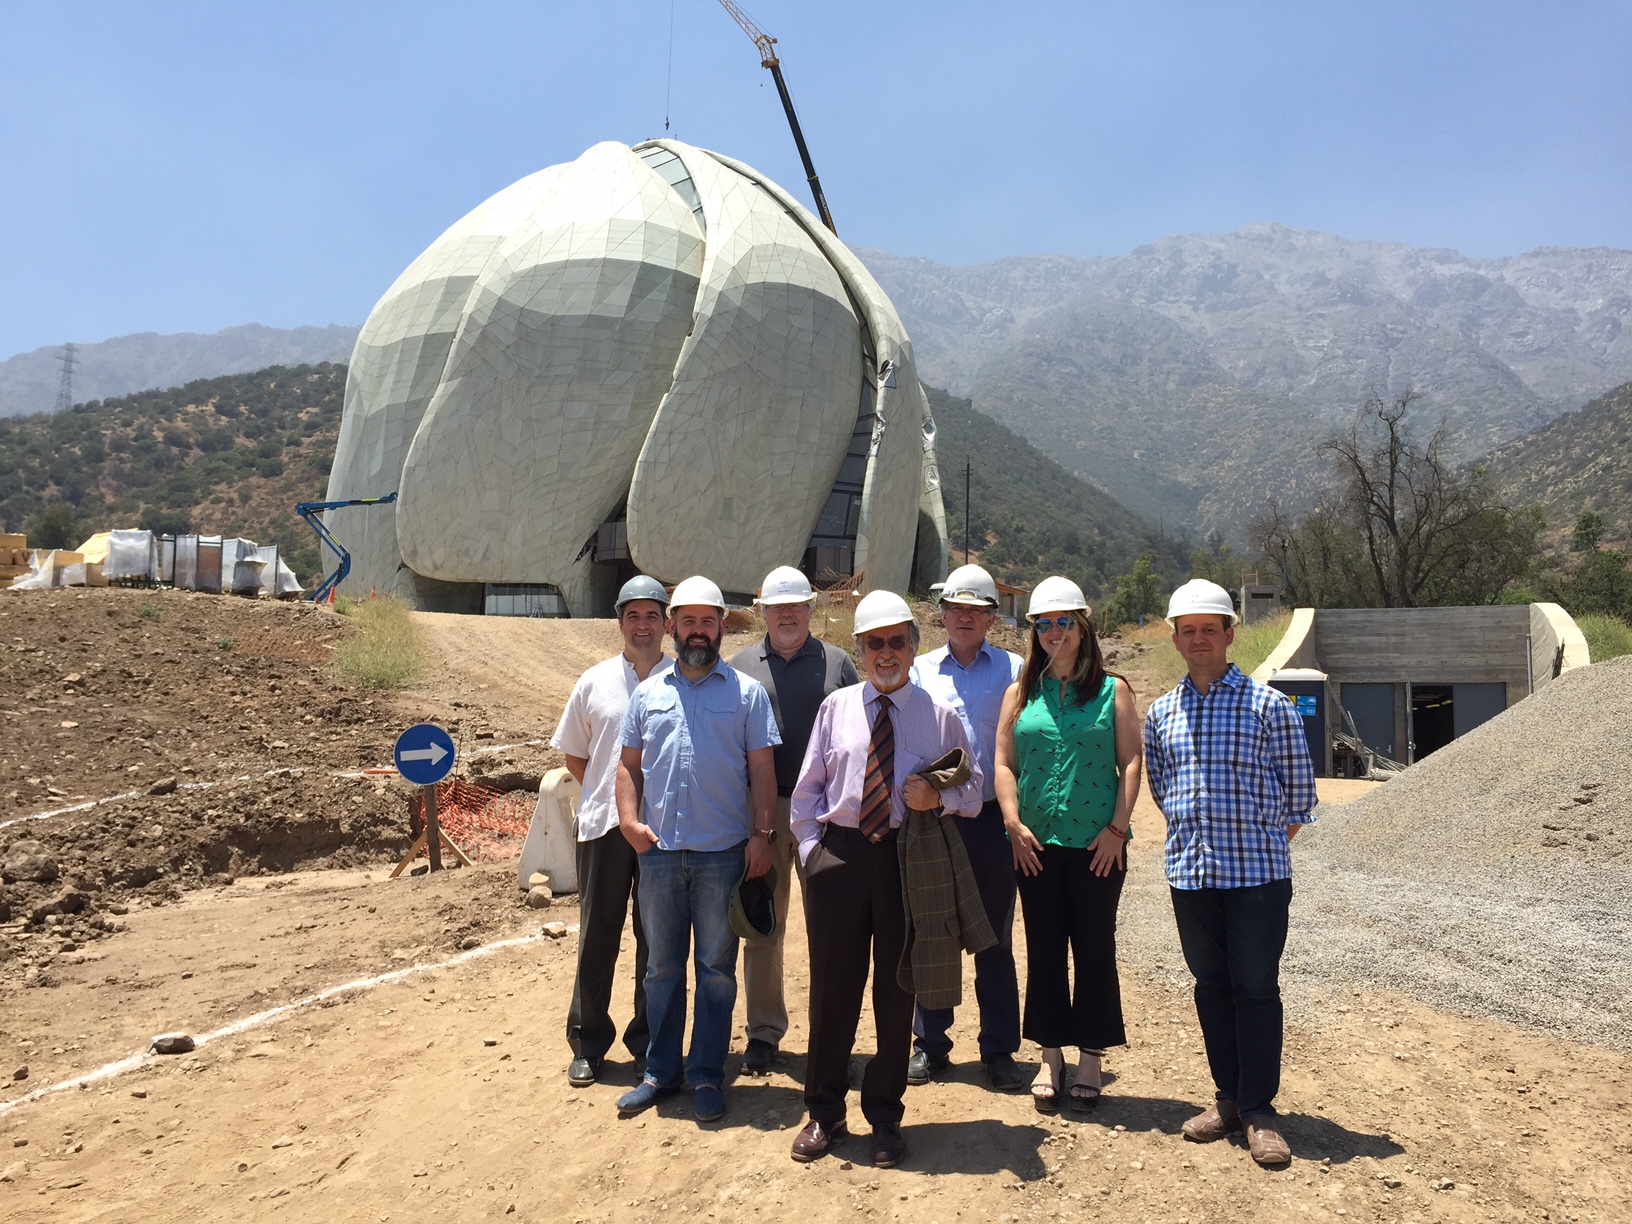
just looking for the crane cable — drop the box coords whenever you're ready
[664,0,677,131]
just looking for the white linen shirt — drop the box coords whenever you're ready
[550,652,674,841]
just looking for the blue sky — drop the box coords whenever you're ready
[2,1,1629,359]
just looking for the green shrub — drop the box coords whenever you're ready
[1578,613,1632,662]
[1231,611,1294,678]
[333,596,423,689]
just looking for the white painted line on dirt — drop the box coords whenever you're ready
[0,931,548,1118]
[4,739,552,829]
[0,775,254,831]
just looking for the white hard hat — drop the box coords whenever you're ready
[1164,578,1237,626]
[853,590,914,636]
[939,564,999,608]
[668,575,725,611]
[1027,576,1090,619]
[756,565,815,606]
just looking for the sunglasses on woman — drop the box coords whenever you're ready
[863,633,912,653]
[1031,615,1078,633]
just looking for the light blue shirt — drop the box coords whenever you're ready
[911,641,1024,803]
[620,659,781,853]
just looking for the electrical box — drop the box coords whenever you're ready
[1268,667,1332,777]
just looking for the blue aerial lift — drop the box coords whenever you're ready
[295,492,397,603]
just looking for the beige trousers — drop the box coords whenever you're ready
[743,796,801,1045]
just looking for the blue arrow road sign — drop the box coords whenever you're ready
[394,723,456,787]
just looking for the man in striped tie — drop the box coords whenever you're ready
[787,591,983,1168]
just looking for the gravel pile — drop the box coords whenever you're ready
[1117,656,1632,1050]
[1320,654,1632,876]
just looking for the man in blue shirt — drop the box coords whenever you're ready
[616,576,781,1123]
[1143,579,1317,1166]
[907,564,1026,1091]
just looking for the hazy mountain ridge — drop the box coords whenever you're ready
[860,225,1632,534]
[0,324,359,419]
[1488,381,1632,544]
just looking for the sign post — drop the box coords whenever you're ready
[390,723,469,876]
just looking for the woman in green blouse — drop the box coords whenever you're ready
[994,576,1142,1112]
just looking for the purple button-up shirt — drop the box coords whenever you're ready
[790,680,984,866]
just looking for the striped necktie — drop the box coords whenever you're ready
[859,693,895,842]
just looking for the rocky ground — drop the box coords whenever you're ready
[1,587,1629,1222]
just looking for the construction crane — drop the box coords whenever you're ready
[295,492,397,603]
[716,0,837,234]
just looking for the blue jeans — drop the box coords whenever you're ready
[636,844,744,1091]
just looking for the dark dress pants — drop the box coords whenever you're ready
[1169,877,1292,1118]
[804,824,914,1129]
[1015,843,1127,1050]
[913,799,1020,1060]
[565,827,649,1061]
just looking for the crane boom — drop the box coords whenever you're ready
[716,0,837,234]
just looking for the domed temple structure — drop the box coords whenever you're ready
[324,139,948,615]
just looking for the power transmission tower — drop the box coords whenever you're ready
[55,343,78,412]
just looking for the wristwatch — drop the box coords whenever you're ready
[755,828,778,844]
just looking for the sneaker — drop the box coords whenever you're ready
[742,1038,777,1075]
[693,1084,727,1122]
[984,1053,1025,1092]
[1182,1098,1243,1143]
[616,1079,680,1116]
[906,1050,950,1086]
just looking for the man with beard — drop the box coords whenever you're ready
[729,565,860,1074]
[788,591,983,1168]
[907,564,1026,1091]
[554,575,673,1088]
[615,576,780,1124]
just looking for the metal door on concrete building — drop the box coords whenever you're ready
[1452,683,1506,737]
[1341,683,1396,761]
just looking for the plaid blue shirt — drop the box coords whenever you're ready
[1143,663,1317,890]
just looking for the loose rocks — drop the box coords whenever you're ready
[525,885,553,909]
[151,1033,195,1055]
[2,841,59,885]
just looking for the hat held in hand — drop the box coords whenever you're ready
[730,864,779,942]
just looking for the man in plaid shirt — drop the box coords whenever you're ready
[1143,579,1317,1166]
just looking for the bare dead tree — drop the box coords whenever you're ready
[1320,392,1486,607]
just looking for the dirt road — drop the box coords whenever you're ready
[2,593,1628,1222]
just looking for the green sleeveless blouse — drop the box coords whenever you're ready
[1013,672,1119,848]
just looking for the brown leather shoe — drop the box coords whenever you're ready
[790,1117,845,1163]
[1244,1116,1292,1165]
[1181,1098,1243,1142]
[870,1124,907,1168]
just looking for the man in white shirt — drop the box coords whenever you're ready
[552,576,674,1088]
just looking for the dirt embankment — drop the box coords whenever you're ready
[0,587,546,988]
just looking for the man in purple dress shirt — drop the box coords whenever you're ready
[787,591,983,1169]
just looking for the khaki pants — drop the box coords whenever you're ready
[743,796,800,1045]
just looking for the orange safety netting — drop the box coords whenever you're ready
[412,778,534,863]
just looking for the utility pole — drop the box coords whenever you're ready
[964,459,971,565]
[55,343,78,413]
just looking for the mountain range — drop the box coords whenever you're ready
[6,224,1629,539]
[0,324,358,420]
[860,225,1632,534]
